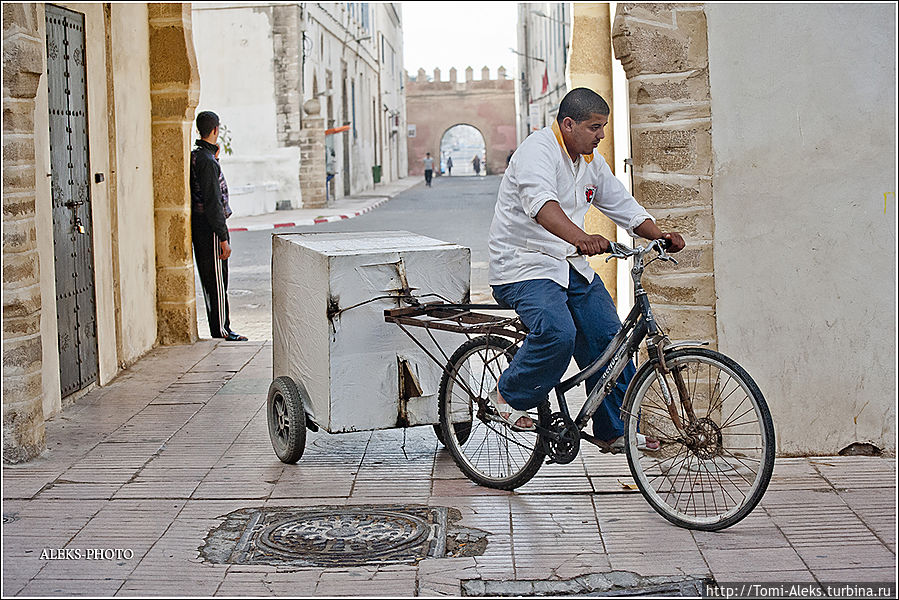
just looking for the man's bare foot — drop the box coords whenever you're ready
[601,434,660,452]
[493,389,535,430]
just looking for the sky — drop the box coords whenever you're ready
[401,1,518,80]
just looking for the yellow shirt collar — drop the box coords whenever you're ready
[551,120,594,164]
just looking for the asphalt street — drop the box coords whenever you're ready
[196,174,499,340]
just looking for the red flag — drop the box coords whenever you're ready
[541,67,549,94]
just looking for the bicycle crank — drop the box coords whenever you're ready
[544,411,580,464]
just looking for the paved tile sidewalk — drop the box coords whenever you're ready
[3,340,896,596]
[227,177,421,232]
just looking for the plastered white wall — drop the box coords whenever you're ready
[192,6,301,214]
[110,3,157,364]
[705,4,896,454]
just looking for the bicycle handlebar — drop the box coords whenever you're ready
[604,238,676,264]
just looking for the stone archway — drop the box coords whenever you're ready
[405,68,516,178]
[439,124,486,176]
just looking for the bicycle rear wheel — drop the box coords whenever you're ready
[622,348,774,530]
[438,335,547,490]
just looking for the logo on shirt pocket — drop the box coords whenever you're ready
[584,185,597,204]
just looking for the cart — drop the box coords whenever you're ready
[266,231,484,462]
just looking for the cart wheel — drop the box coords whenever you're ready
[267,376,307,464]
[433,423,471,447]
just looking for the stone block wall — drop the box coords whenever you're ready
[272,4,301,148]
[299,110,327,209]
[148,3,200,345]
[612,3,717,347]
[2,2,46,462]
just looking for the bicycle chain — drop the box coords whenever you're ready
[544,411,580,465]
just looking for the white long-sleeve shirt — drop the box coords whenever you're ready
[488,121,654,288]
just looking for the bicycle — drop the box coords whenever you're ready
[410,239,775,531]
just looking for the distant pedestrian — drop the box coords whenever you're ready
[446,156,453,176]
[472,154,481,176]
[423,152,434,187]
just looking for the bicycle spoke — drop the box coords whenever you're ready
[439,337,544,489]
[624,350,774,530]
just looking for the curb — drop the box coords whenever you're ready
[228,197,390,232]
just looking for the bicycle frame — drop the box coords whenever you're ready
[385,239,681,442]
[556,298,650,431]
[552,239,675,434]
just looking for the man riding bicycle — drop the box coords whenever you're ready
[488,87,685,451]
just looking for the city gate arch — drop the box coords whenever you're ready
[406,67,516,177]
[440,123,486,176]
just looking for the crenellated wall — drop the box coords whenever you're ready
[405,68,516,177]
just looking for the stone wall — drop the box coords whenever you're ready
[271,4,301,149]
[569,3,619,303]
[612,3,717,347]
[299,100,326,209]
[2,2,46,462]
[148,3,200,345]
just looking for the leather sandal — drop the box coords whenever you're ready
[487,389,535,432]
[596,433,661,454]
[224,331,248,341]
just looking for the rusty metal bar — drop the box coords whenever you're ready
[384,303,527,341]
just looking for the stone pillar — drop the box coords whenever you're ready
[498,66,506,79]
[417,68,426,81]
[449,67,457,83]
[299,98,326,208]
[271,4,301,147]
[570,3,619,301]
[465,66,473,83]
[433,67,441,82]
[2,2,46,462]
[148,3,200,345]
[612,3,717,347]
[481,66,490,80]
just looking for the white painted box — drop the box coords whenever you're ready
[272,231,470,433]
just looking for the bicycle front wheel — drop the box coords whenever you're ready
[438,336,547,490]
[623,348,775,530]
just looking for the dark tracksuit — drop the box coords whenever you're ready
[190,139,232,338]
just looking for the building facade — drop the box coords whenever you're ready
[3,3,200,462]
[515,2,571,143]
[191,2,407,216]
[608,3,896,454]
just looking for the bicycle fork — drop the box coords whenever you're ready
[648,340,697,433]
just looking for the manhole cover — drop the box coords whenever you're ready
[201,505,454,567]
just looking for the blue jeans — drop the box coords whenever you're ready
[491,267,636,441]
